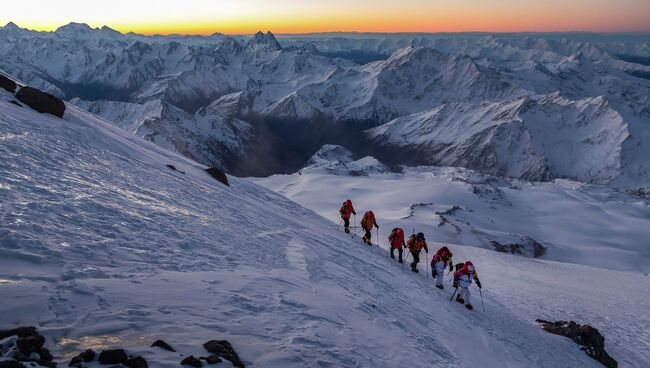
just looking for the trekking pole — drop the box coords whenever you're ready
[479,288,486,312]
[376,227,379,247]
[336,218,342,230]
[425,253,429,278]
[449,287,458,302]
[401,251,410,271]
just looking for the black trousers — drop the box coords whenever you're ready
[410,250,421,268]
[343,218,350,228]
[390,247,403,261]
[364,229,372,240]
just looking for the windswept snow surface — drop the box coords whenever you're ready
[1,85,639,367]
[257,165,650,273]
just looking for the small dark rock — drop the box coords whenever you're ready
[0,361,26,368]
[203,340,244,368]
[16,86,66,118]
[124,356,148,368]
[201,355,222,364]
[16,334,46,355]
[180,356,203,367]
[0,74,17,93]
[151,339,175,352]
[69,349,96,366]
[205,167,229,186]
[165,165,186,174]
[98,349,128,365]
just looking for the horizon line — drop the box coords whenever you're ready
[4,21,650,37]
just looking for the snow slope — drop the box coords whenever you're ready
[256,155,650,273]
[1,79,639,367]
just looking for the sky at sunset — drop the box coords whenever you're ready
[2,0,649,35]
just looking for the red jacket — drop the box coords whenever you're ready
[339,201,356,220]
[388,228,405,249]
[431,246,453,267]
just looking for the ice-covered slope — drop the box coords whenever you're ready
[2,77,640,367]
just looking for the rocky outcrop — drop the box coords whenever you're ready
[536,320,617,368]
[203,340,244,368]
[0,74,17,93]
[180,356,203,367]
[205,167,230,186]
[0,327,55,368]
[16,87,65,118]
[97,349,128,365]
[68,349,96,366]
[150,339,175,352]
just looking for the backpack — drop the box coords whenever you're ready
[389,228,404,247]
[361,211,374,229]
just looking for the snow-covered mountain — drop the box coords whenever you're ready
[6,73,647,367]
[299,144,389,176]
[1,22,649,185]
[368,93,650,186]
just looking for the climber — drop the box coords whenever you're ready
[339,199,356,234]
[431,246,453,289]
[360,210,379,245]
[387,227,406,262]
[406,232,428,272]
[453,261,482,310]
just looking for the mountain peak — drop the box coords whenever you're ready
[55,22,95,34]
[4,22,20,30]
[100,25,122,36]
[248,31,281,50]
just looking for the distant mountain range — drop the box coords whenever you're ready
[1,22,649,187]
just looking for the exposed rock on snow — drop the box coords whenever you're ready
[150,340,175,352]
[16,87,66,118]
[300,144,389,176]
[0,75,16,93]
[536,320,618,368]
[490,238,546,258]
[205,167,229,186]
[180,356,203,367]
[97,349,128,364]
[68,349,96,366]
[0,327,54,368]
[203,340,244,368]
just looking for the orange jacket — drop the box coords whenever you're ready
[361,211,378,231]
[407,235,428,252]
[339,201,356,220]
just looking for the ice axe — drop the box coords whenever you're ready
[479,288,486,312]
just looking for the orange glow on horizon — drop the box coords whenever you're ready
[3,0,650,35]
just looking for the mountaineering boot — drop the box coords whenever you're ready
[390,253,395,259]
[465,304,473,310]
[344,227,350,234]
[456,296,465,304]
[398,259,403,263]
[411,266,419,273]
[436,284,444,290]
